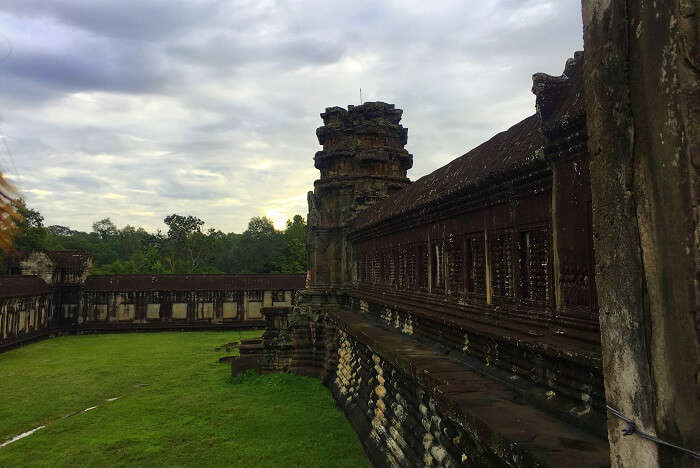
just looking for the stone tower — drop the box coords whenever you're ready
[307,102,412,289]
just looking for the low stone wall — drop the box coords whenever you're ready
[233,301,610,467]
[332,328,496,467]
[344,293,605,436]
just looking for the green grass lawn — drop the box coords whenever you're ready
[0,331,369,467]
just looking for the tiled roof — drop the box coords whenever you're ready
[85,274,306,292]
[352,113,546,230]
[0,275,52,299]
[5,250,91,270]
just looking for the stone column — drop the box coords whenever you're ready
[582,1,699,466]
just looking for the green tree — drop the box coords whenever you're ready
[1,199,308,276]
[10,198,47,251]
[92,218,118,240]
[163,214,207,273]
[137,245,168,274]
[274,215,307,272]
[237,216,283,273]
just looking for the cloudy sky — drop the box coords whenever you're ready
[0,0,583,233]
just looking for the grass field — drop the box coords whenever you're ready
[0,331,369,467]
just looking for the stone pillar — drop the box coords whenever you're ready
[533,52,598,321]
[582,1,699,466]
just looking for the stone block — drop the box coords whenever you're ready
[222,302,238,319]
[146,303,160,320]
[172,303,187,319]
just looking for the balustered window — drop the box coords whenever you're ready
[362,254,369,283]
[408,245,417,289]
[418,243,429,289]
[467,234,486,295]
[373,250,381,284]
[431,242,445,292]
[519,228,551,304]
[248,290,263,301]
[273,290,286,302]
[446,235,464,297]
[398,247,407,289]
[388,248,397,287]
[490,231,514,299]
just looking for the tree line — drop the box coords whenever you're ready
[1,199,308,275]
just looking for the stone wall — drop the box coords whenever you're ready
[0,272,305,351]
[6,250,92,326]
[78,286,296,330]
[582,0,700,465]
[335,54,605,438]
[0,275,54,350]
[241,303,610,466]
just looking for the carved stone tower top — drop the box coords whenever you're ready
[307,101,412,288]
[315,102,412,181]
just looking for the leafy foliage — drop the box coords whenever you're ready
[0,199,308,275]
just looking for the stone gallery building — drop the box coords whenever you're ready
[0,251,305,350]
[82,274,302,328]
[0,275,53,348]
[236,2,700,464]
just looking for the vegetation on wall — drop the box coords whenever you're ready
[1,198,308,275]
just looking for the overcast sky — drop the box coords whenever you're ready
[0,0,583,233]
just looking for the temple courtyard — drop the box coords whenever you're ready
[0,331,369,467]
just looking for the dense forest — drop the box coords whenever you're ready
[1,199,308,275]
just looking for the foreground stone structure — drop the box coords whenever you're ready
[235,8,699,462]
[0,254,305,351]
[582,1,699,466]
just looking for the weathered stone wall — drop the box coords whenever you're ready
[343,295,605,435]
[337,55,605,441]
[582,0,700,466]
[328,308,610,467]
[6,251,93,326]
[0,295,54,348]
[332,329,491,467]
[77,287,296,330]
[0,272,305,351]
[0,276,54,350]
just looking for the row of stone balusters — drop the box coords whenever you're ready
[331,329,502,467]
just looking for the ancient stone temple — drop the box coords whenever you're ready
[242,54,611,466]
[235,4,700,460]
[1,253,305,351]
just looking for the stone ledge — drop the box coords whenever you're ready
[332,308,610,467]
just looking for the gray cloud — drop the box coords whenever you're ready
[0,0,223,40]
[0,0,583,233]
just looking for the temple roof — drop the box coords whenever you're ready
[6,250,92,269]
[351,113,546,230]
[0,275,52,299]
[44,251,92,268]
[85,274,306,292]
